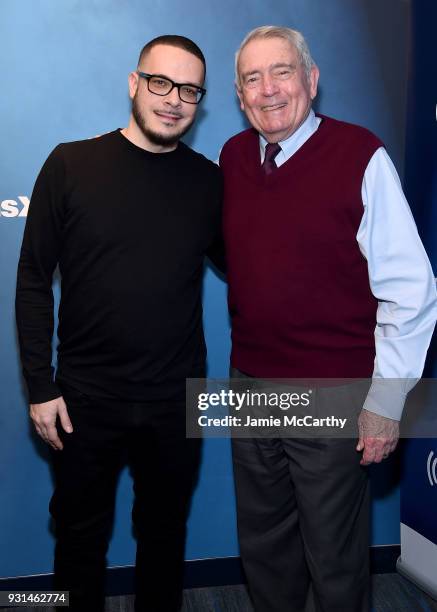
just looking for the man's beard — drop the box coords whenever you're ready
[132,92,195,147]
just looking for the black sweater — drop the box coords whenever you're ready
[16,130,223,403]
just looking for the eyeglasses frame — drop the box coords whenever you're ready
[136,71,206,104]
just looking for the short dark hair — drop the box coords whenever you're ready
[138,35,206,76]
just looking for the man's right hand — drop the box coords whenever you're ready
[30,397,73,451]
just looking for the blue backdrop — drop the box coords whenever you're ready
[398,0,437,597]
[0,0,417,578]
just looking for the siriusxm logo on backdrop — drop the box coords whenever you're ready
[0,197,29,218]
[427,450,437,486]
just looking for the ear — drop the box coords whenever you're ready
[128,71,139,100]
[235,82,245,112]
[308,64,320,100]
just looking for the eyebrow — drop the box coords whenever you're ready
[142,72,203,88]
[241,62,296,79]
[270,62,296,70]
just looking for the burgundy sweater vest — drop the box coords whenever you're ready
[220,115,383,378]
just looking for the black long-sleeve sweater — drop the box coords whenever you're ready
[16,129,223,403]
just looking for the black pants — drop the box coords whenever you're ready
[231,370,370,612]
[49,382,201,612]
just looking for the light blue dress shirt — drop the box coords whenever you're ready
[259,110,437,420]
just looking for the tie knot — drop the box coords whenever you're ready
[262,143,281,175]
[264,142,281,163]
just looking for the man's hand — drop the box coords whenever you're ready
[30,397,73,451]
[356,409,399,465]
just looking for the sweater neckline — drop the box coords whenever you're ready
[253,113,329,183]
[114,128,184,160]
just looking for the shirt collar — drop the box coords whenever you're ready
[259,109,320,165]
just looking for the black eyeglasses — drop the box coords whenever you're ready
[137,71,206,104]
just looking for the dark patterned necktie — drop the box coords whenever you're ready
[262,143,281,175]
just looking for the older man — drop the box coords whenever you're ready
[220,26,436,611]
[16,35,223,612]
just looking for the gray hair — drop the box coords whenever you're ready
[235,26,315,88]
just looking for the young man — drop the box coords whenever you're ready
[16,35,223,612]
[220,26,436,611]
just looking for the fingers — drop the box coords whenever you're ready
[356,409,400,465]
[389,439,399,454]
[58,401,73,434]
[356,417,364,452]
[30,396,73,451]
[356,437,364,452]
[359,437,394,466]
[33,420,63,450]
[359,438,377,466]
[45,423,64,451]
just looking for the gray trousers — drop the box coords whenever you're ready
[231,368,370,612]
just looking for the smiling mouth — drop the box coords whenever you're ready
[261,103,287,112]
[155,111,183,122]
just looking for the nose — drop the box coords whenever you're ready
[260,74,279,97]
[164,85,182,107]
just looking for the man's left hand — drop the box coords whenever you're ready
[356,409,399,465]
